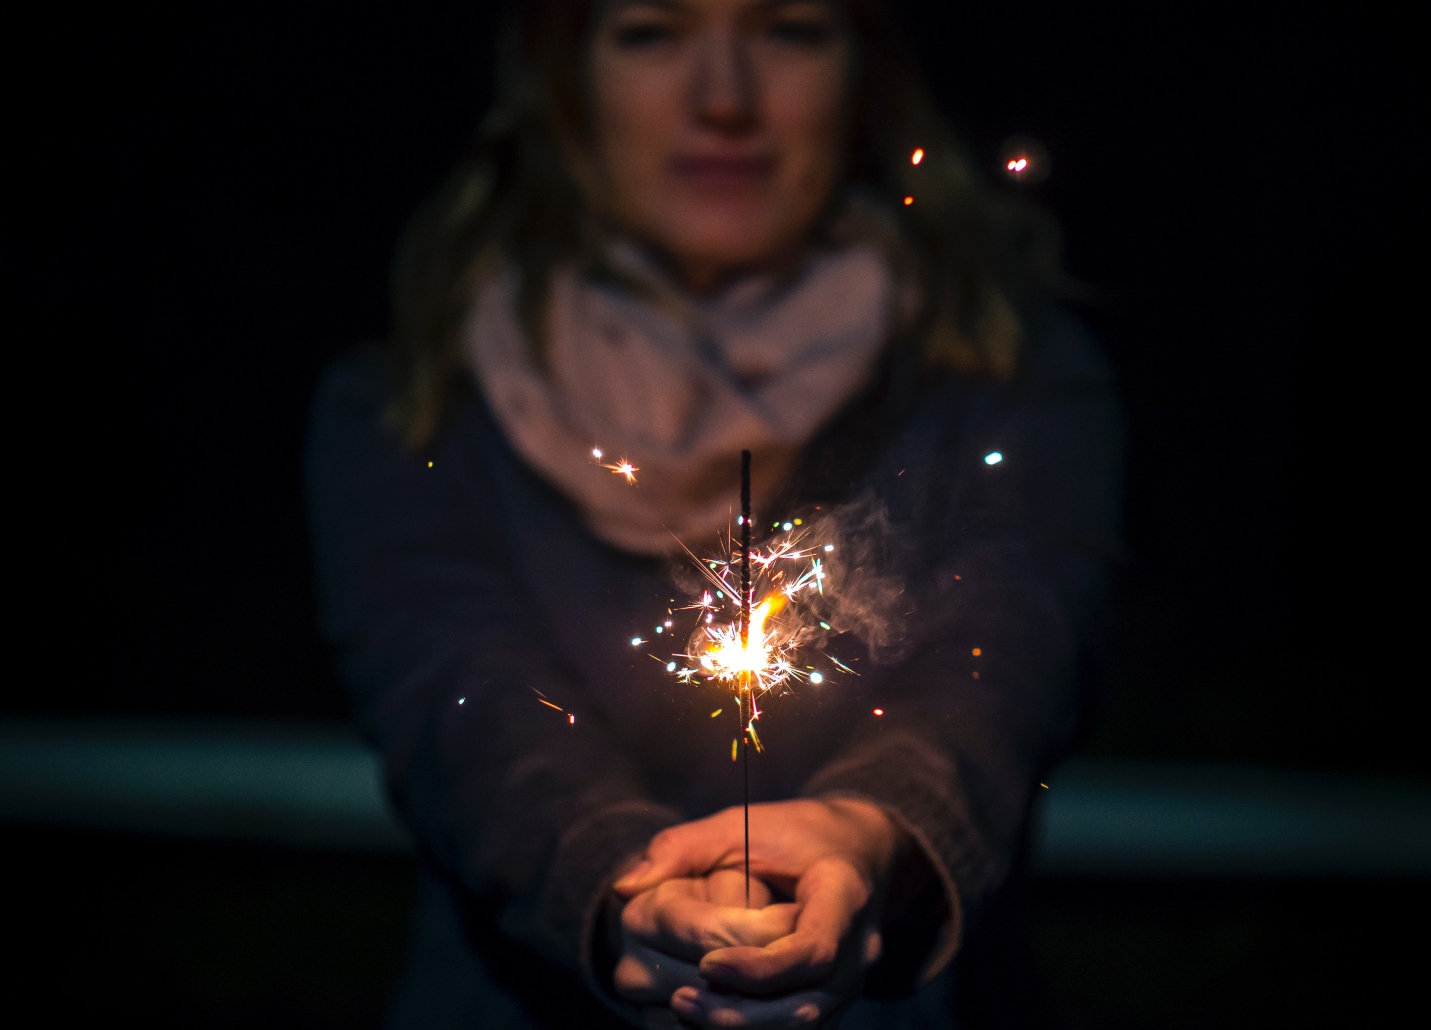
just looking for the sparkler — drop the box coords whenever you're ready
[644,451,853,907]
[737,451,752,903]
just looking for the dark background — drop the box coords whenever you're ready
[14,0,1421,772]
[8,2,1424,1026]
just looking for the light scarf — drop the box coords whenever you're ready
[465,244,896,555]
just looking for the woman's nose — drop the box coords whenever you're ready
[689,31,755,133]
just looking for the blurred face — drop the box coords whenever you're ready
[589,0,850,293]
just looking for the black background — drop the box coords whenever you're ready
[10,0,1423,773]
[7,4,1426,1027]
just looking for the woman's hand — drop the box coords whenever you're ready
[614,868,796,1027]
[614,799,901,1027]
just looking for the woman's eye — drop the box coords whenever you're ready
[612,20,677,48]
[765,18,833,46]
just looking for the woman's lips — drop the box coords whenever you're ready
[669,155,776,188]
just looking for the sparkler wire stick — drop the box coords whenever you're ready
[740,449,752,908]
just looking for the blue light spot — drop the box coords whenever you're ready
[819,621,832,630]
[631,637,642,646]
[666,661,678,672]
[984,451,1004,465]
[810,672,824,684]
[783,522,794,531]
[457,697,465,704]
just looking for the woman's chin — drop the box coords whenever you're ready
[656,219,804,282]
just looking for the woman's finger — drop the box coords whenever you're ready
[670,984,840,1028]
[705,866,772,908]
[698,860,866,993]
[613,941,705,1004]
[614,811,745,896]
[625,879,798,959]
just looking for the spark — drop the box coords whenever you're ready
[972,647,982,656]
[1007,157,1029,173]
[873,708,884,716]
[903,195,914,206]
[538,699,563,712]
[650,518,866,754]
[631,637,643,646]
[592,447,638,482]
[984,451,1003,465]
[568,713,576,724]
[911,148,925,165]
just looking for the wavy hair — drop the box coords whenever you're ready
[388,0,1060,446]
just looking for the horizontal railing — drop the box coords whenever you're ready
[3,717,1428,877]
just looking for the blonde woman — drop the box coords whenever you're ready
[308,1,1121,1026]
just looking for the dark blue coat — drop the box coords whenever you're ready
[306,299,1122,1027]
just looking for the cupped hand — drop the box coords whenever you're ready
[613,798,901,1028]
[614,867,797,1025]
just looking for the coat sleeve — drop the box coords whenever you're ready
[804,308,1124,986]
[305,353,676,1007]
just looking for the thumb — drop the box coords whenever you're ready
[613,820,735,897]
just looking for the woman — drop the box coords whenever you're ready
[308,0,1121,1026]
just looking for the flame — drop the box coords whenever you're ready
[701,594,786,682]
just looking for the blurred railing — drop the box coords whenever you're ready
[3,717,1429,877]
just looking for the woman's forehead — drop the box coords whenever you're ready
[602,0,839,17]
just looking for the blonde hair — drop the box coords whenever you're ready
[388,0,1060,447]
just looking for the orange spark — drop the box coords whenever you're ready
[911,148,924,165]
[972,647,982,656]
[903,195,914,206]
[592,447,638,483]
[873,708,884,716]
